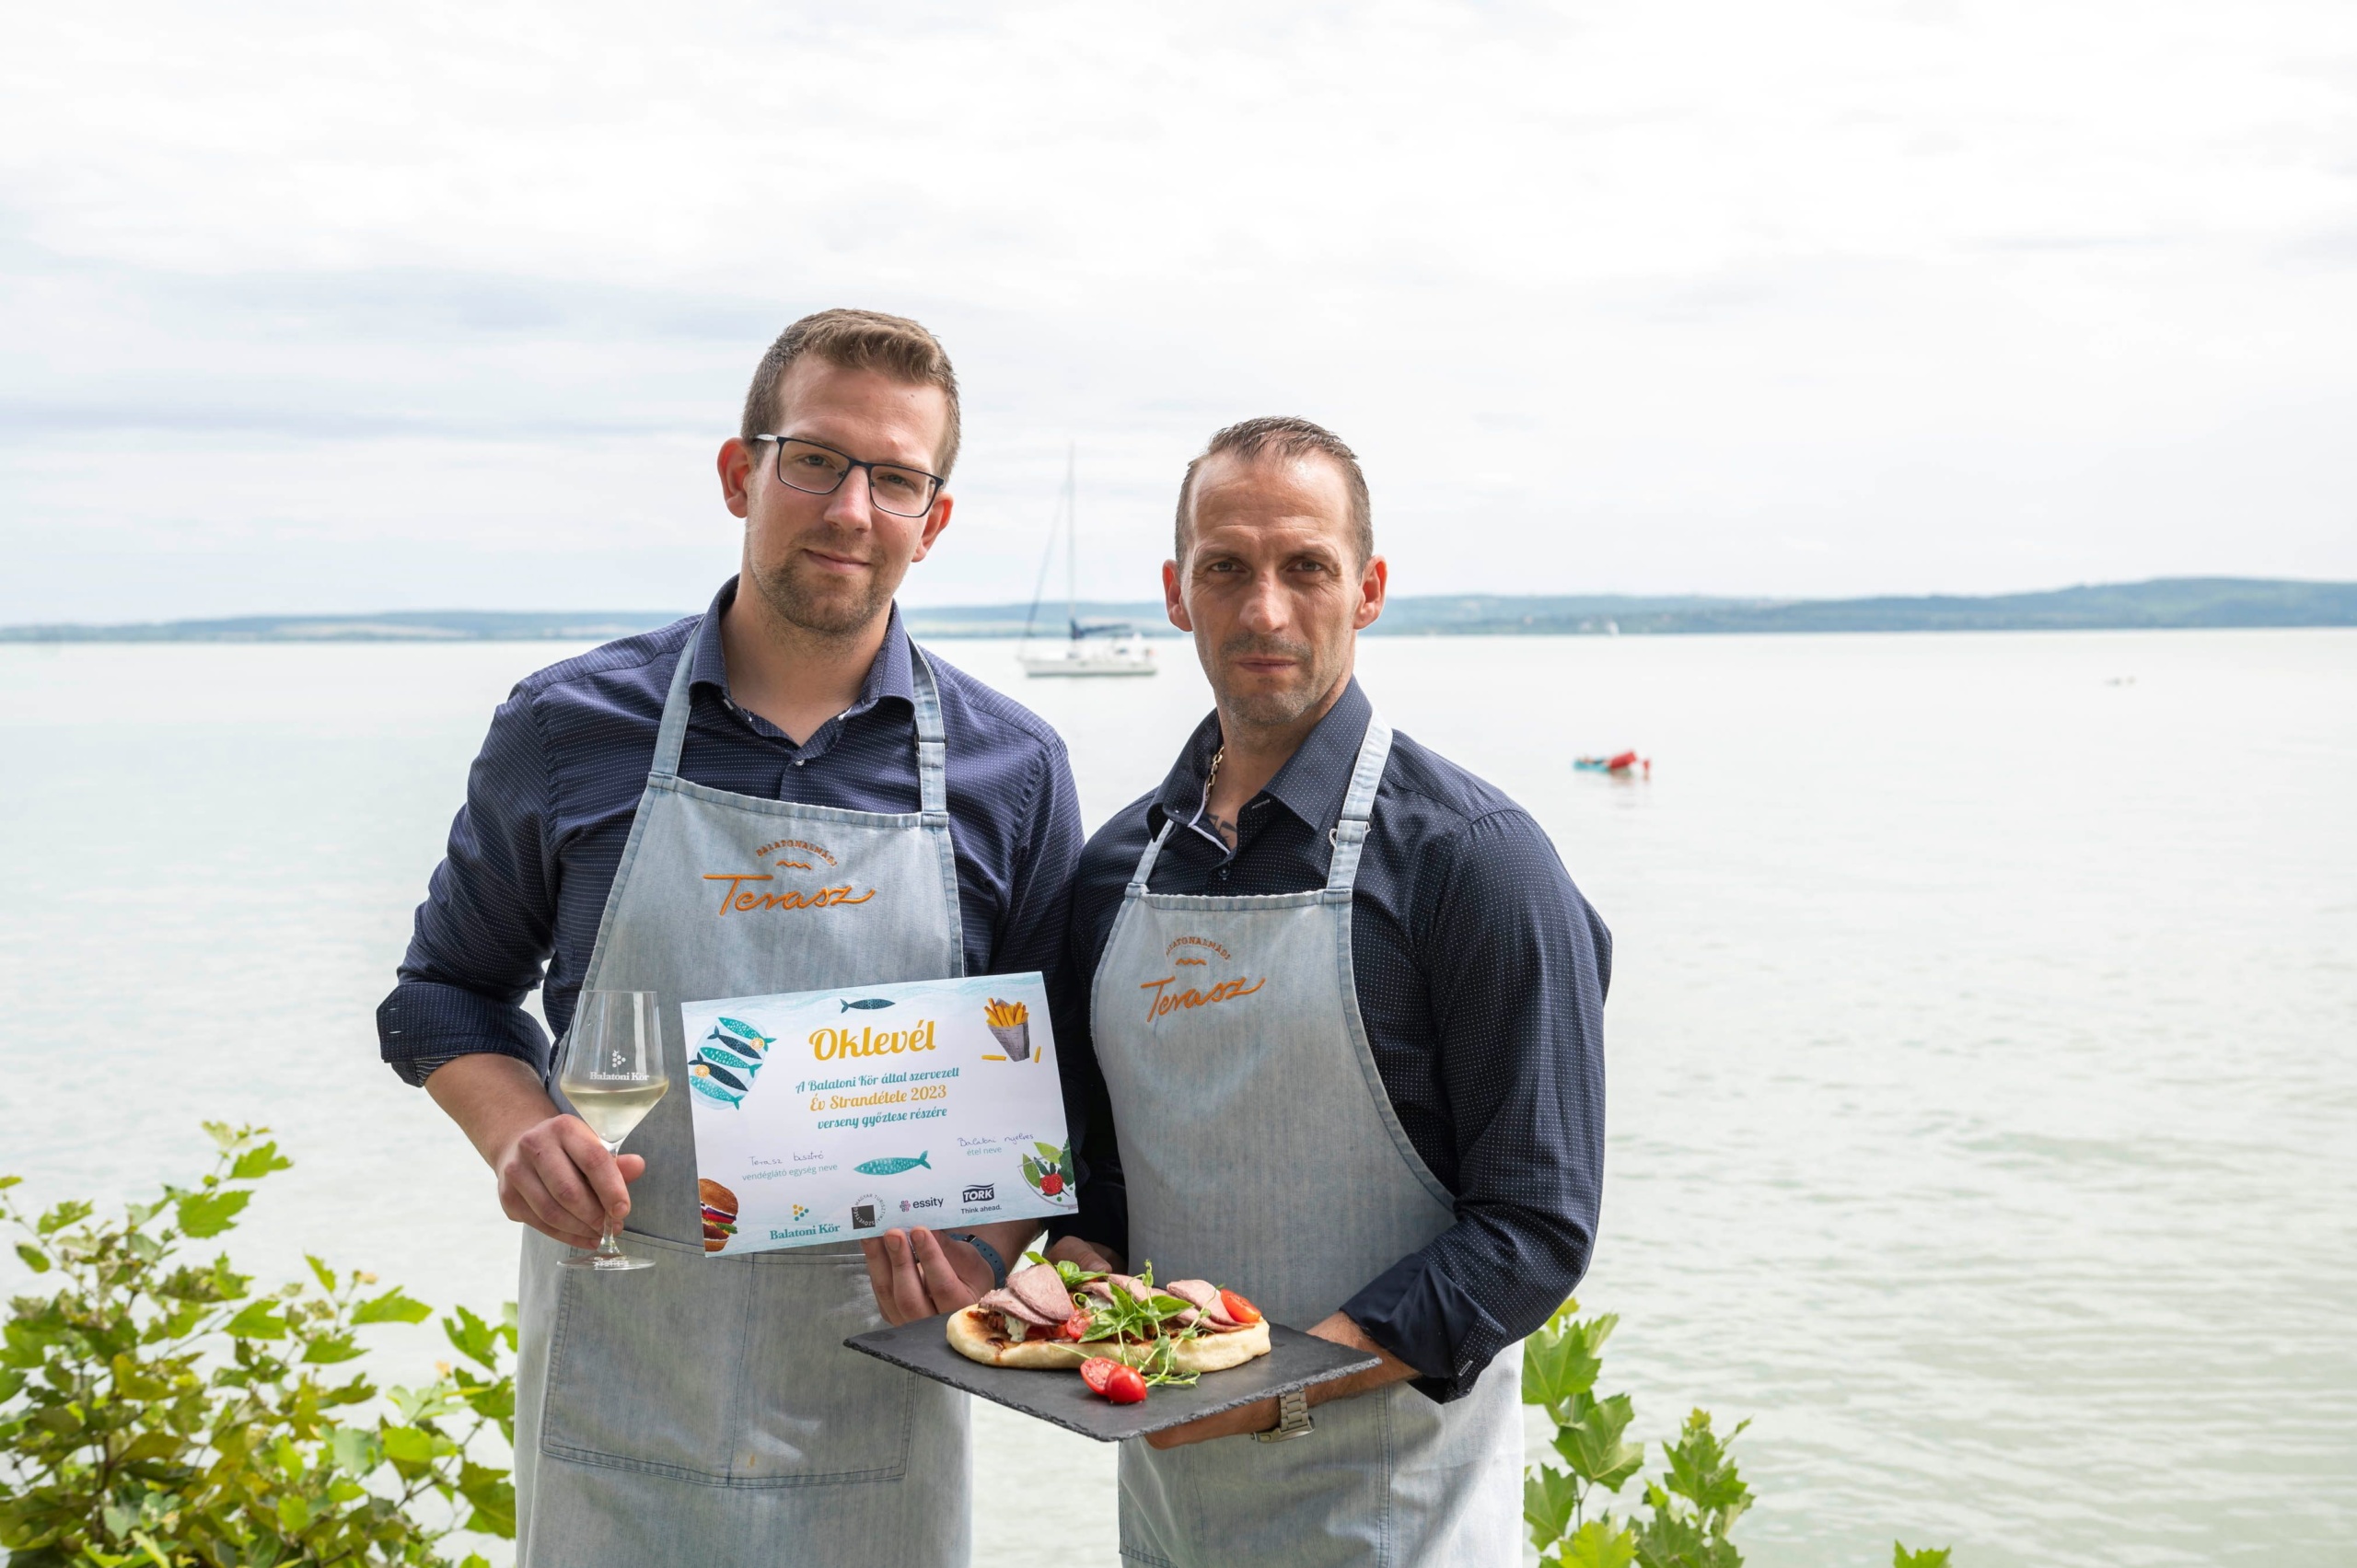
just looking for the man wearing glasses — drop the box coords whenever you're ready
[377,309,1081,1567]
[1046,417,1610,1565]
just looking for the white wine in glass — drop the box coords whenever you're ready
[556,989,668,1272]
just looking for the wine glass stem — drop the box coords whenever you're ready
[593,1139,627,1260]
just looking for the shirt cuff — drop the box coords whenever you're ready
[377,980,550,1087]
[1341,1251,1506,1405]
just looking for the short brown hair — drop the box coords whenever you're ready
[739,308,962,478]
[1173,415,1372,565]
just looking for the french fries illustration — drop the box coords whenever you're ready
[983,998,1034,1061]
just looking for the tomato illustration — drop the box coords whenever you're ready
[1039,1170,1065,1196]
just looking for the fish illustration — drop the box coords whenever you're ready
[691,1059,749,1094]
[853,1153,931,1176]
[713,1018,774,1054]
[696,1043,761,1074]
[690,1075,744,1108]
[840,998,895,1012]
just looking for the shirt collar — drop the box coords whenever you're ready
[1152,676,1373,834]
[690,575,916,717]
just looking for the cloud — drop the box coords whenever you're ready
[3,0,2355,621]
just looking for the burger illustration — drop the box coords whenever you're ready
[699,1178,739,1252]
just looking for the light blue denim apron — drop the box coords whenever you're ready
[1089,713,1524,1568]
[512,633,970,1567]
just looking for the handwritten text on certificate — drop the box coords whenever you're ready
[679,971,1073,1253]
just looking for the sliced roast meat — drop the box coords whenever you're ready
[1082,1279,1119,1302]
[1007,1263,1077,1323]
[1106,1273,1160,1307]
[1164,1279,1241,1326]
[978,1286,1061,1327]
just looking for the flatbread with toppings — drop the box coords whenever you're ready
[946,1260,1271,1377]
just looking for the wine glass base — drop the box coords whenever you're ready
[560,1250,656,1272]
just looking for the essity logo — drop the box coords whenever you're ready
[900,1197,944,1213]
[962,1184,995,1204]
[1141,935,1266,1024]
[703,835,876,918]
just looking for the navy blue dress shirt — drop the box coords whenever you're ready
[379,578,1084,1086]
[1053,678,1610,1402]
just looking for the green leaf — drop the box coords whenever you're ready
[306,1253,339,1294]
[303,1333,365,1364]
[459,1458,517,1538]
[1525,1311,1614,1409]
[1659,1409,1751,1527]
[1525,1464,1579,1551]
[275,1492,312,1532]
[225,1300,288,1340]
[442,1303,499,1368]
[229,1143,293,1181]
[14,1242,50,1272]
[1562,1519,1640,1568]
[1554,1392,1645,1493]
[37,1198,94,1235]
[330,1424,380,1476]
[380,1423,437,1464]
[173,1190,250,1239]
[1893,1546,1952,1568]
[351,1287,433,1327]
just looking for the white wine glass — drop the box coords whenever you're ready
[555,989,668,1272]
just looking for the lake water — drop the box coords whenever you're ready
[3,630,2352,1567]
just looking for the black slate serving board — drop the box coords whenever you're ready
[845,1316,1379,1442]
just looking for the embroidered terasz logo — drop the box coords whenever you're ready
[703,836,877,917]
[1141,935,1265,1023]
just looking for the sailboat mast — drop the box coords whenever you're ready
[1063,444,1077,638]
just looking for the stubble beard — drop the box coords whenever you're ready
[1213,631,1345,736]
[748,540,895,641]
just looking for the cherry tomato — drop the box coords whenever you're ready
[1104,1365,1149,1405]
[1080,1356,1121,1395]
[1060,1310,1092,1341]
[1218,1289,1263,1325]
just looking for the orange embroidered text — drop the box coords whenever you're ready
[1140,973,1267,1023]
[702,874,877,916]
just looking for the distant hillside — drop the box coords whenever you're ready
[5,578,2351,642]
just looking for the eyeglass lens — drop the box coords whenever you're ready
[771,438,936,517]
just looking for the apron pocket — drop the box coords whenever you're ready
[539,1236,914,1488]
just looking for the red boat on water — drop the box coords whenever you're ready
[1574,750,1650,776]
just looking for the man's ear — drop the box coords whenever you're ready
[909,491,955,563]
[1163,560,1193,633]
[718,438,754,519]
[1353,555,1387,632]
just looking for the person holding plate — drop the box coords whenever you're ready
[376,309,1082,1568]
[1050,417,1611,1566]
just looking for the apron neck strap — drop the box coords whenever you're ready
[1126,819,1177,895]
[649,631,702,782]
[649,619,950,820]
[1324,714,1393,897]
[910,646,949,820]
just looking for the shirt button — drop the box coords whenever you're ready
[794,759,806,767]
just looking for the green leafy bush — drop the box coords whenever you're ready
[1,1124,516,1568]
[1522,1300,1950,1568]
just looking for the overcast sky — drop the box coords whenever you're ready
[4,1,2353,622]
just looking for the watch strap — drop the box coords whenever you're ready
[1253,1387,1314,1443]
[944,1231,1008,1290]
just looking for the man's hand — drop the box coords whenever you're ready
[862,1220,1044,1326]
[1143,1310,1416,1450]
[426,1053,645,1249]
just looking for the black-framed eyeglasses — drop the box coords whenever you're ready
[750,435,944,518]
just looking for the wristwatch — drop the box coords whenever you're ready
[943,1231,1008,1291]
[1252,1388,1314,1443]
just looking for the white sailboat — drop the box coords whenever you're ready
[1016,447,1156,679]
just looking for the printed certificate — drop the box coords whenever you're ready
[679,971,1074,1254]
